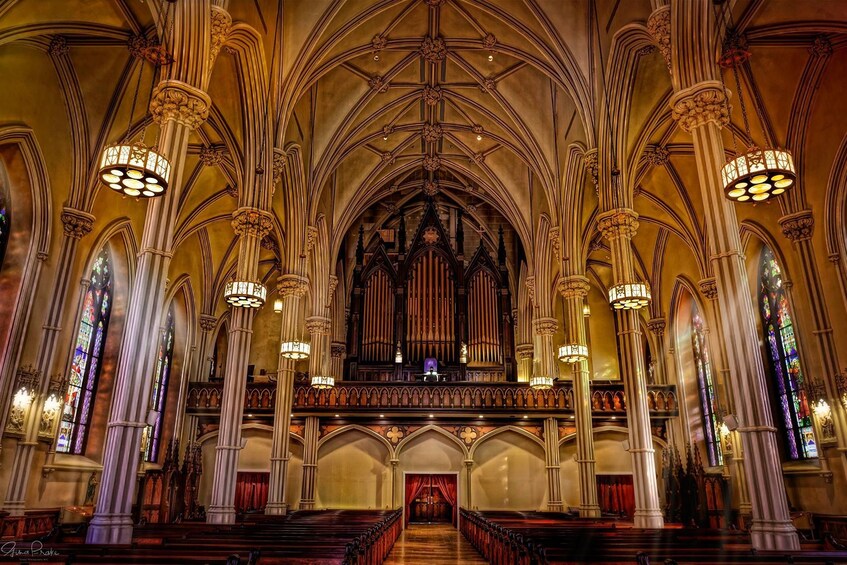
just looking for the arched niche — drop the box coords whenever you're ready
[316,427,392,510]
[470,429,547,511]
[396,426,467,508]
[197,424,274,507]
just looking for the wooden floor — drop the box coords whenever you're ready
[383,523,487,564]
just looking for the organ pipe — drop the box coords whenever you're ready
[468,270,502,365]
[362,270,393,362]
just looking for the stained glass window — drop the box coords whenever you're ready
[58,247,112,454]
[691,306,723,466]
[758,245,817,460]
[0,175,9,270]
[144,305,175,462]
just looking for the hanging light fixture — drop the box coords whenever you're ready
[98,7,176,199]
[310,374,335,390]
[224,280,267,308]
[716,19,795,203]
[558,343,589,364]
[280,339,310,360]
[273,297,283,313]
[530,375,554,390]
[608,281,651,310]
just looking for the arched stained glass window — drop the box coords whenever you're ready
[758,245,817,460]
[144,305,175,462]
[58,247,112,454]
[691,307,722,466]
[0,173,10,269]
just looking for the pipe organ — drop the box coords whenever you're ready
[346,200,516,382]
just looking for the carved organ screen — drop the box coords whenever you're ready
[407,249,455,363]
[467,269,502,366]
[362,268,394,362]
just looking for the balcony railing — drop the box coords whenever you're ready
[185,381,678,418]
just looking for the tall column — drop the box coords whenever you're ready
[779,211,847,476]
[532,318,558,380]
[87,80,210,544]
[306,316,332,379]
[299,416,319,509]
[463,459,474,509]
[390,459,399,509]
[543,417,564,512]
[266,274,308,515]
[515,344,533,383]
[646,318,667,384]
[597,209,663,528]
[3,209,94,515]
[559,275,601,517]
[670,80,798,549]
[206,210,273,525]
[330,342,346,381]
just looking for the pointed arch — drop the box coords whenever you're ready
[396,424,469,459]
[317,424,394,458]
[468,425,544,459]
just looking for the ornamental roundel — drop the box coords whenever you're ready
[386,425,405,444]
[459,426,478,445]
[422,226,440,245]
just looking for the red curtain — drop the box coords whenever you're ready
[235,472,269,513]
[431,474,458,526]
[597,475,635,518]
[405,474,428,526]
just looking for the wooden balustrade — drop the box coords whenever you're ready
[186,381,678,417]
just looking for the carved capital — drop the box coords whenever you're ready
[209,5,232,64]
[150,80,210,129]
[199,314,217,332]
[279,274,309,298]
[698,277,718,300]
[327,275,339,305]
[647,317,666,336]
[533,317,558,336]
[516,344,534,361]
[670,82,730,133]
[61,207,95,239]
[272,149,286,184]
[583,149,599,186]
[331,342,346,358]
[558,275,591,299]
[231,208,274,238]
[596,208,639,241]
[779,210,814,242]
[646,6,671,68]
[525,276,536,306]
[549,226,561,262]
[305,316,331,336]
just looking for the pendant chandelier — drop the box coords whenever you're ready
[716,18,795,203]
[98,7,176,199]
[280,339,310,360]
[609,281,651,310]
[310,374,334,390]
[558,343,588,364]
[224,280,267,308]
[529,375,554,390]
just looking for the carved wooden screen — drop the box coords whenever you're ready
[467,269,502,365]
[361,269,394,362]
[407,248,455,363]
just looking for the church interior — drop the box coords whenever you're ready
[2,0,847,563]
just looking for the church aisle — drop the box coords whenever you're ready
[383,524,488,565]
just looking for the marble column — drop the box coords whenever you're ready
[559,275,601,517]
[3,209,94,515]
[779,211,847,476]
[299,416,319,509]
[266,274,308,515]
[515,344,533,383]
[87,80,210,545]
[670,79,798,550]
[543,417,564,512]
[646,318,667,384]
[207,209,273,524]
[532,318,558,380]
[597,209,663,528]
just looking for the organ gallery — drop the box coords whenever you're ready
[1,0,847,563]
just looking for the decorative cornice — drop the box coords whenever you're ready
[558,275,590,299]
[61,207,95,239]
[596,208,639,240]
[231,208,273,238]
[646,6,671,69]
[279,274,309,298]
[670,82,730,133]
[305,316,331,336]
[150,80,211,129]
[779,210,814,242]
[533,317,558,336]
[647,317,666,336]
[199,314,217,332]
[698,277,718,300]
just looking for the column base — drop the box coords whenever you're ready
[264,502,289,516]
[547,502,564,512]
[750,519,800,551]
[2,500,25,517]
[206,505,236,524]
[299,501,315,510]
[578,505,602,518]
[633,510,664,529]
[86,515,134,545]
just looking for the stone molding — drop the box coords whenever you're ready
[150,80,211,129]
[670,81,730,133]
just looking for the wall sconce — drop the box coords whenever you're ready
[273,298,283,313]
[39,373,67,440]
[6,365,39,435]
[813,398,836,441]
[12,387,33,410]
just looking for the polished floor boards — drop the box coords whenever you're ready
[383,523,488,564]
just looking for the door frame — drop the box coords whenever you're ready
[401,471,460,529]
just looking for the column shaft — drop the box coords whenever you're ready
[299,416,319,509]
[543,417,564,511]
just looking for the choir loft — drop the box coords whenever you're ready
[1,0,847,563]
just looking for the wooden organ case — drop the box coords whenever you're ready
[346,201,516,382]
